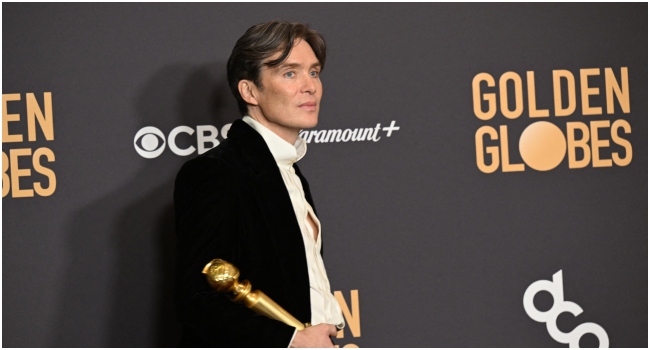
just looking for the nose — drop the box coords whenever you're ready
[301,74,317,94]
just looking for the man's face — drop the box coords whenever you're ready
[248,40,322,143]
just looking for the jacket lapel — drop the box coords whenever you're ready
[227,119,310,268]
[228,120,296,227]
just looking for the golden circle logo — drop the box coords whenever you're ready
[519,122,567,171]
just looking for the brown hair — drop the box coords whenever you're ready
[227,20,327,115]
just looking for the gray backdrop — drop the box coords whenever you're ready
[3,3,647,347]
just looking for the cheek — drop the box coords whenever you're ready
[261,90,284,109]
[269,86,293,103]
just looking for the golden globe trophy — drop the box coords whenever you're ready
[202,258,310,330]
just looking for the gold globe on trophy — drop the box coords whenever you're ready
[202,259,310,330]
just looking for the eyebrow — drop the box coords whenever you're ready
[276,61,322,70]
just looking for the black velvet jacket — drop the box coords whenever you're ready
[174,119,316,347]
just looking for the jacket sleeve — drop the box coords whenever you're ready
[174,156,296,347]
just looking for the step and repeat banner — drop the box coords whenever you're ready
[2,3,647,347]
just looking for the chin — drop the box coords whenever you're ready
[303,120,318,129]
[299,114,319,129]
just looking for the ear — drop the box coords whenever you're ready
[238,80,259,106]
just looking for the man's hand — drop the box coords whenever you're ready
[290,323,337,348]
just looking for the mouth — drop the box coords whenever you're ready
[299,102,317,111]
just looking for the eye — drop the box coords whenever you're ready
[284,71,295,78]
[133,126,166,159]
[310,70,320,78]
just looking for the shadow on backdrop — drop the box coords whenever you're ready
[52,62,239,346]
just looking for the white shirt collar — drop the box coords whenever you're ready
[242,116,307,167]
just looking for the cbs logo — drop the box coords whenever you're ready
[133,124,231,159]
[523,270,609,348]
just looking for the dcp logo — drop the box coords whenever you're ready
[523,270,609,348]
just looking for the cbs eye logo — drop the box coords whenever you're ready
[133,125,227,159]
[134,127,166,159]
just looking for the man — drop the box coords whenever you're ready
[174,21,344,347]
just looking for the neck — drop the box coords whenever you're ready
[247,111,299,144]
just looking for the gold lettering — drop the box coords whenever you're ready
[475,126,499,173]
[553,70,576,117]
[567,122,591,169]
[611,119,632,166]
[605,67,630,114]
[33,147,56,196]
[2,93,23,143]
[527,71,549,118]
[499,125,524,172]
[2,151,9,197]
[590,120,611,167]
[335,290,361,339]
[26,92,54,141]
[9,148,34,198]
[580,68,602,115]
[499,72,524,119]
[472,73,497,120]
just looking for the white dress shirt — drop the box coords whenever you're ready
[243,116,345,342]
